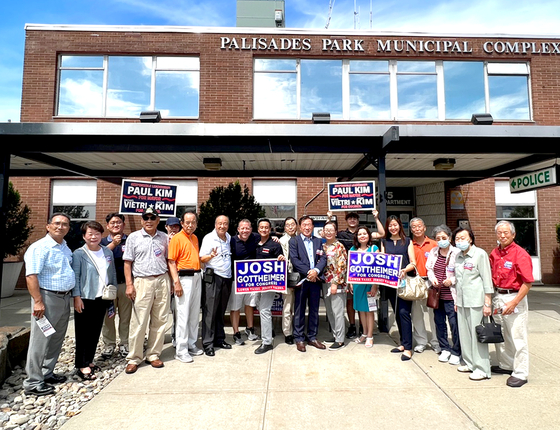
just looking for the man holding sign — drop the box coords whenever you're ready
[253,219,285,354]
[289,216,328,352]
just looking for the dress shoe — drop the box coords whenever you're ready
[145,359,164,368]
[44,374,67,384]
[296,341,306,352]
[125,363,138,374]
[307,340,326,350]
[24,383,54,396]
[507,376,528,387]
[255,343,274,354]
[204,347,215,356]
[285,335,294,345]
[401,351,412,361]
[491,365,513,375]
[214,340,232,349]
[391,347,404,353]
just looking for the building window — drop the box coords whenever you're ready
[495,180,537,256]
[253,179,297,232]
[51,179,97,250]
[254,59,531,121]
[156,179,198,220]
[57,55,200,118]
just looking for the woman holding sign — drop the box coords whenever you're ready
[349,226,379,348]
[381,216,416,361]
[322,222,348,351]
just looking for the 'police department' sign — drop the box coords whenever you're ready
[235,259,287,294]
[509,166,559,193]
[328,181,376,211]
[347,251,402,288]
[120,179,177,216]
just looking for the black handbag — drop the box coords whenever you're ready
[475,315,504,344]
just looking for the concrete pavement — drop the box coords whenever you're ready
[1,286,559,430]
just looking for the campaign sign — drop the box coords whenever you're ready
[235,259,287,294]
[254,293,284,317]
[347,251,402,289]
[120,179,177,217]
[328,181,376,211]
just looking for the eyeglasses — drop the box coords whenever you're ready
[142,215,158,221]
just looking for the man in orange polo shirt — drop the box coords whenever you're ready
[410,217,441,355]
[168,212,203,363]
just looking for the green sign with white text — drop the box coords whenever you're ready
[510,166,559,193]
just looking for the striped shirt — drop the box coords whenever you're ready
[123,228,169,278]
[24,234,75,292]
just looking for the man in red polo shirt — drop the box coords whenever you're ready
[490,220,533,388]
[410,218,441,355]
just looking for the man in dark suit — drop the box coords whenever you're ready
[289,216,328,352]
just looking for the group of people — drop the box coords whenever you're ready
[22,207,532,397]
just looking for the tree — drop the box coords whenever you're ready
[197,181,265,239]
[4,182,33,259]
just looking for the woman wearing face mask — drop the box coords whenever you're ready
[381,216,416,361]
[452,227,493,381]
[426,225,461,365]
[349,226,379,348]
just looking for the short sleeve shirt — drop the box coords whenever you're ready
[168,230,201,271]
[490,242,534,290]
[412,237,437,277]
[123,229,169,278]
[200,229,232,278]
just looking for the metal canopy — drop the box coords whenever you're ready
[2,122,559,187]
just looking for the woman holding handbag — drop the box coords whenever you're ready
[453,227,493,381]
[72,221,118,380]
[381,216,416,361]
[350,226,379,348]
[426,225,461,365]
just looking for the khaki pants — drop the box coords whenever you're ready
[102,282,132,347]
[126,274,170,365]
[493,293,529,380]
[281,288,295,337]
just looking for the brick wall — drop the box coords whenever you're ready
[537,187,560,283]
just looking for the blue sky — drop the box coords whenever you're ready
[1,0,559,122]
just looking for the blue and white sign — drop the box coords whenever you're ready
[347,251,402,289]
[234,259,287,294]
[328,181,376,211]
[120,179,177,217]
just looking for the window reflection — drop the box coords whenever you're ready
[397,74,438,119]
[444,61,485,119]
[58,70,103,116]
[155,71,199,117]
[107,56,151,117]
[254,72,297,118]
[489,75,530,120]
[300,60,342,119]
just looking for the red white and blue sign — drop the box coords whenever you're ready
[234,259,287,294]
[347,251,402,288]
[328,181,376,211]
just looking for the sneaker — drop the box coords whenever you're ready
[448,354,461,365]
[431,344,442,354]
[101,345,115,359]
[233,332,245,346]
[469,369,489,380]
[457,365,471,373]
[438,351,451,362]
[245,327,259,341]
[175,354,193,363]
[413,344,426,353]
[346,324,357,339]
[329,342,346,351]
[118,344,129,358]
[188,346,204,356]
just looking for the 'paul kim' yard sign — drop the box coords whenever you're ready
[234,259,287,294]
[120,179,177,216]
[347,251,402,289]
[328,181,376,211]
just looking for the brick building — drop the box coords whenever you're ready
[3,24,560,285]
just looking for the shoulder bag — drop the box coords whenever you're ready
[82,246,117,300]
[398,264,428,301]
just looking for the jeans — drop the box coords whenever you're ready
[433,299,461,356]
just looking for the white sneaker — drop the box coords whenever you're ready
[413,344,426,353]
[448,354,461,366]
[438,351,451,362]
[101,345,115,359]
[469,370,489,380]
[457,365,471,373]
[175,354,193,363]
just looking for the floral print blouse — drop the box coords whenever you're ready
[323,240,348,288]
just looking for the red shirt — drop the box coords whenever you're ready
[412,236,437,277]
[489,242,534,290]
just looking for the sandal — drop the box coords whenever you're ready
[89,364,101,372]
[354,335,367,344]
[76,368,97,381]
[365,337,374,348]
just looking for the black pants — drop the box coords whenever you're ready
[201,274,232,348]
[74,297,110,368]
